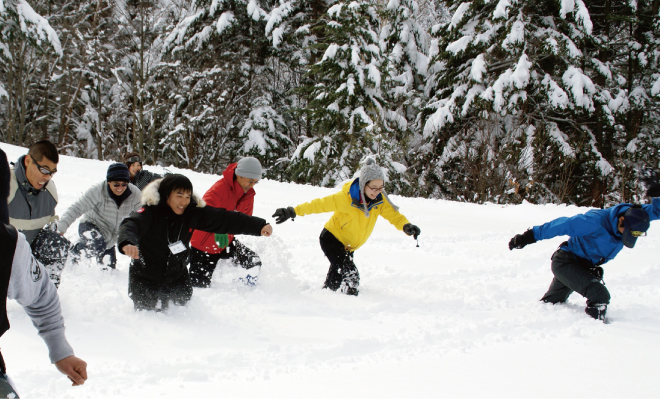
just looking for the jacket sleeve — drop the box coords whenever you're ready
[57,184,100,233]
[294,191,349,216]
[379,199,410,231]
[532,213,602,241]
[203,179,230,209]
[117,207,153,253]
[642,197,660,221]
[193,206,266,236]
[7,232,74,363]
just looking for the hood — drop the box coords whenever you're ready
[140,178,205,208]
[347,178,399,217]
[608,203,632,238]
[223,162,256,197]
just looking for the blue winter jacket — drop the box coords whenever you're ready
[532,198,660,265]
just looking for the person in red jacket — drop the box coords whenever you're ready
[189,157,263,287]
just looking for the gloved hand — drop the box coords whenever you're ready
[403,223,421,239]
[590,266,604,281]
[215,233,229,248]
[272,207,296,224]
[640,168,660,197]
[508,229,536,250]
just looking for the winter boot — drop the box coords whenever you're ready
[585,303,607,321]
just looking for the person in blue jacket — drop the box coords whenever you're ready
[509,170,660,321]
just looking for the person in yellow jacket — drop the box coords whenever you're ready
[272,158,420,296]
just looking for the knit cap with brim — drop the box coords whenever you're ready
[358,158,399,217]
[107,163,130,182]
[235,157,262,180]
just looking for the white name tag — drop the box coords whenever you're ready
[169,240,187,254]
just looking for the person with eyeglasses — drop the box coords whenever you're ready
[7,140,70,287]
[189,157,265,287]
[123,152,162,191]
[272,157,421,296]
[57,163,142,270]
[509,169,660,322]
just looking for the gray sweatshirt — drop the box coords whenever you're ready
[58,180,142,249]
[7,231,74,363]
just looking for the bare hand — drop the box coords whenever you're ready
[122,244,140,259]
[55,355,88,386]
[261,224,273,237]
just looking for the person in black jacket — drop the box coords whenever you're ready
[117,174,272,311]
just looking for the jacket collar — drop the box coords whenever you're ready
[140,178,205,208]
[14,155,47,195]
[223,163,256,198]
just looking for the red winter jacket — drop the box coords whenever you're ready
[190,163,255,254]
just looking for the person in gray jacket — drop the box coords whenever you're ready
[0,149,87,397]
[7,140,69,287]
[58,163,142,269]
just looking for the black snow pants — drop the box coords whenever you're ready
[541,248,610,307]
[188,239,261,288]
[319,228,359,296]
[70,222,117,269]
[128,268,193,311]
[31,227,70,288]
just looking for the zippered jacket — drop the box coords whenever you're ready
[7,155,59,244]
[294,179,409,252]
[532,197,660,265]
[117,179,267,285]
[57,180,142,249]
[190,163,255,254]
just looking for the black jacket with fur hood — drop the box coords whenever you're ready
[117,178,267,284]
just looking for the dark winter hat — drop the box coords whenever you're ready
[357,157,398,217]
[107,163,130,182]
[235,157,262,180]
[0,148,10,224]
[124,152,142,167]
[621,205,650,248]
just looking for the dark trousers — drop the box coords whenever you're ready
[541,249,611,307]
[70,222,116,269]
[128,268,193,311]
[319,228,359,295]
[0,373,19,399]
[31,227,70,288]
[189,239,261,288]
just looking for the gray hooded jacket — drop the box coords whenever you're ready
[58,180,142,249]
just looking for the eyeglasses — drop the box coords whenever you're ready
[246,179,259,185]
[127,156,141,163]
[367,185,384,193]
[111,182,128,188]
[30,155,57,176]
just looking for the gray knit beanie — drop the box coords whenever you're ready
[235,157,262,180]
[358,157,399,217]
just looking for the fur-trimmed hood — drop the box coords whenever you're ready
[140,178,206,208]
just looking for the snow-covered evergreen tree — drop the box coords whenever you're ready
[419,0,636,205]
[289,1,407,189]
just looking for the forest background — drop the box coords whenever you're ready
[1,0,659,207]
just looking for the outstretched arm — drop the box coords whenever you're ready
[7,229,88,385]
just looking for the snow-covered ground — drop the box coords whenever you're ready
[2,142,659,399]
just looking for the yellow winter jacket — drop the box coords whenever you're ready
[294,179,410,251]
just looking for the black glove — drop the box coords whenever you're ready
[640,168,660,197]
[272,207,296,224]
[403,223,421,239]
[508,229,536,250]
[590,266,604,281]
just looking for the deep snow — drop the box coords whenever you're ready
[2,142,659,399]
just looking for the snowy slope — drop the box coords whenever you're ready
[2,142,659,399]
